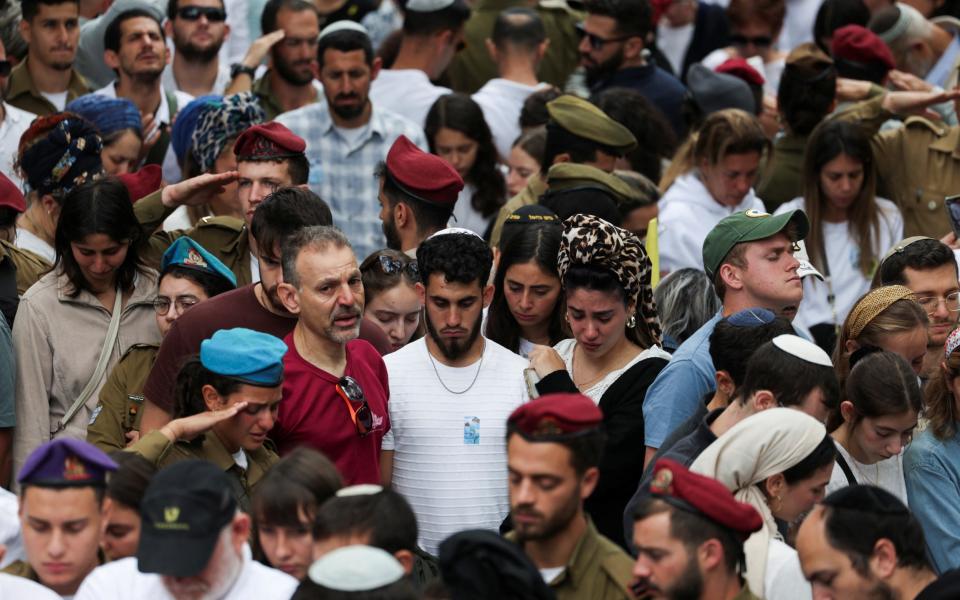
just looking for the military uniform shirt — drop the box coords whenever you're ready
[489,174,548,248]
[86,344,158,453]
[5,57,89,117]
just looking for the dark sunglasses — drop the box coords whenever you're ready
[575,22,631,51]
[177,6,227,21]
[337,376,372,437]
[730,34,773,48]
[0,60,10,77]
[378,255,419,281]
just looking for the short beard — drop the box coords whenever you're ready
[49,60,74,71]
[322,304,362,344]
[128,67,164,85]
[382,214,402,251]
[583,48,624,88]
[329,96,367,121]
[272,48,314,86]
[425,306,482,361]
[664,554,704,600]
[512,486,581,543]
[865,579,897,600]
[174,35,222,63]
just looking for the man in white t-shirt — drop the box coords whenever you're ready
[75,460,298,600]
[369,0,470,127]
[472,8,550,161]
[381,229,528,555]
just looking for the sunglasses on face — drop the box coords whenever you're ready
[377,255,419,281]
[177,6,227,21]
[575,22,631,51]
[730,34,773,48]
[337,376,373,437]
[0,60,10,77]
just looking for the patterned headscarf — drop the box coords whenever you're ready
[557,213,661,346]
[847,285,916,339]
[65,95,142,138]
[171,94,221,164]
[191,92,266,172]
[19,115,103,197]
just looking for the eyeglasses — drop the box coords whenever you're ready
[152,295,200,315]
[176,6,227,21]
[916,292,960,314]
[337,376,372,437]
[0,60,10,77]
[730,34,773,48]
[378,255,419,281]
[575,22,632,51]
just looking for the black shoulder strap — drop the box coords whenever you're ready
[835,453,858,486]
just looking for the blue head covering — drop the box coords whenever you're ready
[191,93,266,172]
[18,438,118,488]
[20,116,103,197]
[171,94,221,165]
[200,328,287,386]
[65,95,142,139]
[161,237,238,288]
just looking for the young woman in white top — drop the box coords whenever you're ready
[425,94,507,240]
[827,350,921,505]
[775,120,903,351]
[657,109,769,274]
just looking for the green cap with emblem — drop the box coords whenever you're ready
[702,209,810,279]
[545,163,641,202]
[546,95,637,152]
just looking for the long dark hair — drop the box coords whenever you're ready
[425,93,506,219]
[485,224,566,353]
[54,178,146,297]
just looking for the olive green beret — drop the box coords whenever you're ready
[545,163,640,203]
[546,95,637,152]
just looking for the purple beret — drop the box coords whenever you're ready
[18,438,118,488]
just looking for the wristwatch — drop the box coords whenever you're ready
[230,63,257,80]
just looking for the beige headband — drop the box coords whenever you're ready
[847,285,916,339]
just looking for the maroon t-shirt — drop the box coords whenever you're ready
[144,284,297,413]
[272,334,390,485]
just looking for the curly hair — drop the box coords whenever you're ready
[417,232,493,289]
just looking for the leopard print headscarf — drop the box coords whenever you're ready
[558,214,662,347]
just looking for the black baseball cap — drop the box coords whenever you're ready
[137,460,237,578]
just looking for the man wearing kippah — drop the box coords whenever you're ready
[505,393,635,599]
[632,459,763,600]
[4,439,117,597]
[277,22,427,262]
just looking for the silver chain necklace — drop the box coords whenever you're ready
[427,339,485,395]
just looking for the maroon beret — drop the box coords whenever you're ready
[0,172,25,213]
[385,135,464,208]
[831,25,896,71]
[234,122,306,161]
[649,458,763,541]
[715,58,765,87]
[118,164,163,203]
[508,393,603,439]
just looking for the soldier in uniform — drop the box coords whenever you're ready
[505,392,635,600]
[0,172,51,324]
[128,327,286,511]
[132,121,311,287]
[4,439,116,598]
[488,95,636,247]
[87,237,237,453]
[632,458,764,600]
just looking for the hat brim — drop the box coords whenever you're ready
[734,209,809,246]
[137,529,222,578]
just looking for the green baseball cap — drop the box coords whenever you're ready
[702,209,810,278]
[546,95,637,152]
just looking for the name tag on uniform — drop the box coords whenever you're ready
[464,417,480,445]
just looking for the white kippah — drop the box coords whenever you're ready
[319,20,369,41]
[406,0,455,11]
[794,240,824,281]
[427,227,484,240]
[771,334,833,367]
[308,546,405,591]
[336,484,383,497]
[877,3,924,45]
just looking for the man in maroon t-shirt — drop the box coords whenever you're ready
[274,225,390,485]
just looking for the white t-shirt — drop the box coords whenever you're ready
[41,91,68,111]
[472,78,550,161]
[14,227,55,263]
[449,184,494,238]
[0,487,24,569]
[0,103,36,193]
[0,573,61,599]
[765,538,812,600]
[657,22,695,76]
[382,337,529,555]
[826,441,909,505]
[775,197,903,336]
[75,552,298,600]
[161,205,193,232]
[554,339,672,403]
[369,69,450,128]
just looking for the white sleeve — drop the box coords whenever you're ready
[381,428,395,451]
[74,566,119,600]
[764,540,813,600]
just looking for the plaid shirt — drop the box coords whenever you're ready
[277,103,427,261]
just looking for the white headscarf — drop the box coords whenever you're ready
[689,408,826,598]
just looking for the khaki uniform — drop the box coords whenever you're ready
[6,57,89,117]
[251,72,320,121]
[835,95,960,238]
[733,583,761,600]
[507,519,634,600]
[446,0,583,94]
[0,240,50,295]
[489,174,548,248]
[133,190,253,287]
[756,133,807,213]
[130,429,277,512]
[1,560,39,582]
[86,344,158,454]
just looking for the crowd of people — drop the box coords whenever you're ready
[2,0,960,596]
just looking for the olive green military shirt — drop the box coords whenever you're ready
[756,133,807,213]
[489,174,548,248]
[733,583,762,600]
[5,57,90,117]
[0,240,50,295]
[1,560,39,582]
[445,0,582,94]
[133,190,253,287]
[87,344,158,454]
[130,429,278,513]
[506,519,634,600]
[251,71,321,121]
[834,94,960,238]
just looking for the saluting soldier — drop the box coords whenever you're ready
[87,237,237,453]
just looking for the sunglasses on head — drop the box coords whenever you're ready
[730,34,773,48]
[0,60,10,77]
[177,6,227,21]
[575,22,632,51]
[337,376,373,437]
[378,254,419,281]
